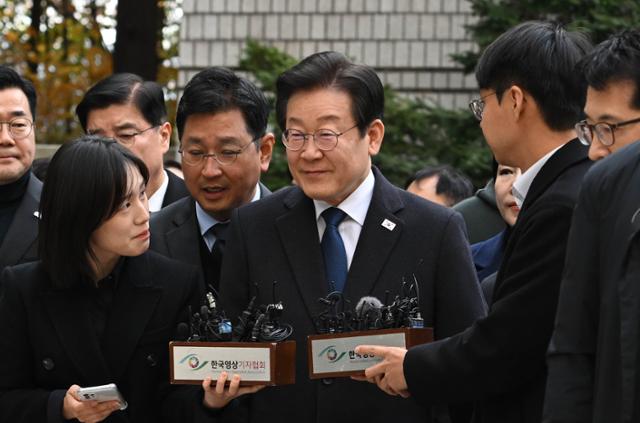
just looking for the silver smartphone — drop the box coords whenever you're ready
[76,383,128,410]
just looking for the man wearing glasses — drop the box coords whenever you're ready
[217,51,485,422]
[76,73,189,212]
[150,67,274,300]
[0,66,41,274]
[545,30,640,422]
[355,22,593,423]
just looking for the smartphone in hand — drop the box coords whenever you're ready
[76,383,128,410]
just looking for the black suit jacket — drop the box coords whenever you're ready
[0,172,41,273]
[544,141,640,423]
[150,183,271,292]
[219,167,486,423]
[162,170,190,208]
[404,139,591,423]
[0,251,206,423]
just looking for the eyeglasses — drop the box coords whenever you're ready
[575,117,640,147]
[179,139,259,167]
[0,117,34,139]
[469,92,497,121]
[111,125,159,146]
[282,124,359,151]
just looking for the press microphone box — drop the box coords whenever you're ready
[169,341,296,386]
[307,327,432,379]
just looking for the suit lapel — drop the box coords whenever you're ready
[258,182,272,198]
[166,200,202,269]
[162,170,189,208]
[0,174,42,269]
[102,255,163,380]
[521,139,588,211]
[616,164,640,420]
[276,188,328,323]
[275,169,405,323]
[42,286,111,384]
[343,169,404,303]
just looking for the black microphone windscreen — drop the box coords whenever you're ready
[176,322,190,341]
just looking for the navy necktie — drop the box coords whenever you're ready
[321,207,348,292]
[210,222,229,255]
[208,222,229,291]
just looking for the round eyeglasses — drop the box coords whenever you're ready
[113,125,159,146]
[282,124,358,151]
[575,117,640,147]
[469,92,497,121]
[179,139,259,166]
[0,117,34,139]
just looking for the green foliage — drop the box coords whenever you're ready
[374,88,487,188]
[238,40,297,189]
[453,0,640,72]
[239,40,489,190]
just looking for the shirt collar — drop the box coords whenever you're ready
[195,182,261,236]
[313,169,375,225]
[148,170,169,213]
[512,145,563,208]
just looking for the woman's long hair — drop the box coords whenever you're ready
[38,136,149,288]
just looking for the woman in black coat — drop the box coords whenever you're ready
[0,136,202,423]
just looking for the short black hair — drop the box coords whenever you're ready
[38,136,149,288]
[176,67,269,142]
[580,29,640,110]
[475,21,592,131]
[406,165,474,206]
[31,157,50,182]
[0,65,37,119]
[275,51,384,136]
[76,73,167,132]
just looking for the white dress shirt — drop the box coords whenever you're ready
[196,183,261,251]
[512,145,563,208]
[148,170,169,213]
[314,169,375,269]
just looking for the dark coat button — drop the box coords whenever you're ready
[42,358,55,371]
[321,378,333,385]
[146,354,157,367]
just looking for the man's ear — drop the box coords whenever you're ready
[158,121,172,154]
[367,119,384,156]
[258,133,275,172]
[507,85,526,121]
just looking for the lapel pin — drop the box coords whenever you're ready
[33,211,41,219]
[381,219,396,231]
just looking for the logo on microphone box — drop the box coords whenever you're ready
[318,345,347,363]
[180,353,209,371]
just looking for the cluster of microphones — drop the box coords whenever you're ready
[177,277,423,342]
[315,277,424,334]
[177,283,294,343]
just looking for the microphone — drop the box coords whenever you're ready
[355,296,383,330]
[355,296,383,315]
[200,305,210,321]
[176,322,190,341]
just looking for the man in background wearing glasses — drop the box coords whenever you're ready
[356,22,592,423]
[76,73,189,212]
[545,30,640,422]
[0,66,41,274]
[217,51,485,422]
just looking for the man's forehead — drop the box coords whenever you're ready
[0,88,31,116]
[87,103,148,126]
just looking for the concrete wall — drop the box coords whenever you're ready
[178,0,478,109]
